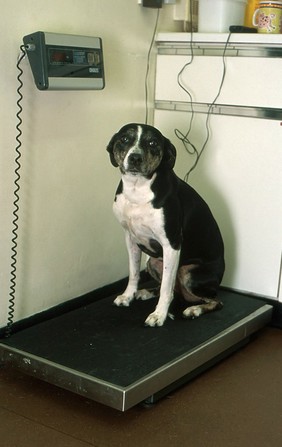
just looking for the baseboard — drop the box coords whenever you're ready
[266,298,282,329]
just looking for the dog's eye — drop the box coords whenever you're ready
[148,140,160,155]
[120,135,129,144]
[149,140,157,148]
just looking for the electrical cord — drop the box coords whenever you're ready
[174,0,197,181]
[175,11,232,183]
[195,32,232,181]
[145,8,160,124]
[5,45,26,337]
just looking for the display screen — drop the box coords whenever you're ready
[49,49,93,66]
[47,45,103,79]
[49,49,72,64]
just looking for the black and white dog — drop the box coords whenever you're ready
[107,123,225,327]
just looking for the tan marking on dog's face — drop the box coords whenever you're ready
[112,127,138,170]
[112,125,164,177]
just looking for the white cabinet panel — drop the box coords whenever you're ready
[154,109,282,299]
[155,55,282,108]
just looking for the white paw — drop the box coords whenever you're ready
[113,294,133,307]
[183,306,203,319]
[136,289,155,301]
[145,311,166,327]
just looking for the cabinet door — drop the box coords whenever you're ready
[154,109,282,300]
[156,55,282,108]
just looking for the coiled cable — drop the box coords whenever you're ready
[5,45,26,337]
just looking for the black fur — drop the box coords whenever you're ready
[107,123,225,323]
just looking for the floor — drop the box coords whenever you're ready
[0,326,281,447]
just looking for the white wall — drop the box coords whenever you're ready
[0,0,181,326]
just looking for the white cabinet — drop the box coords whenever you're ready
[156,55,282,108]
[154,33,282,301]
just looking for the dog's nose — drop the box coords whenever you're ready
[129,153,142,165]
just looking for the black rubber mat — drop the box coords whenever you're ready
[1,290,265,387]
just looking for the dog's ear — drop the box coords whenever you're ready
[106,134,119,167]
[162,137,176,169]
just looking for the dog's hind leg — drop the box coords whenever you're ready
[136,257,162,301]
[136,287,160,301]
[177,265,223,319]
[182,297,223,319]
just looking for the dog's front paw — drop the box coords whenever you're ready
[145,311,166,327]
[113,295,133,307]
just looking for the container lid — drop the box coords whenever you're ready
[199,0,247,2]
[259,1,282,5]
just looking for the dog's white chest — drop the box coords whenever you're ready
[113,175,166,247]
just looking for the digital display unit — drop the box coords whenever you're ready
[23,31,105,90]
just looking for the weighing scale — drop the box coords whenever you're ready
[0,32,272,410]
[0,288,272,411]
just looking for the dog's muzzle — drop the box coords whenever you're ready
[125,152,143,173]
[128,153,142,166]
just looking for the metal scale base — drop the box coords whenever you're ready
[0,290,272,411]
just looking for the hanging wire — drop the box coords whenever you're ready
[189,32,232,182]
[174,5,232,183]
[174,0,198,180]
[145,8,160,124]
[5,45,26,337]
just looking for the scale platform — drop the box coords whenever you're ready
[0,289,272,411]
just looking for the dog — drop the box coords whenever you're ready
[107,123,225,327]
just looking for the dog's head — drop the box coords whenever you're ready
[106,123,176,177]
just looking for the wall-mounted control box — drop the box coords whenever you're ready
[23,31,105,90]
